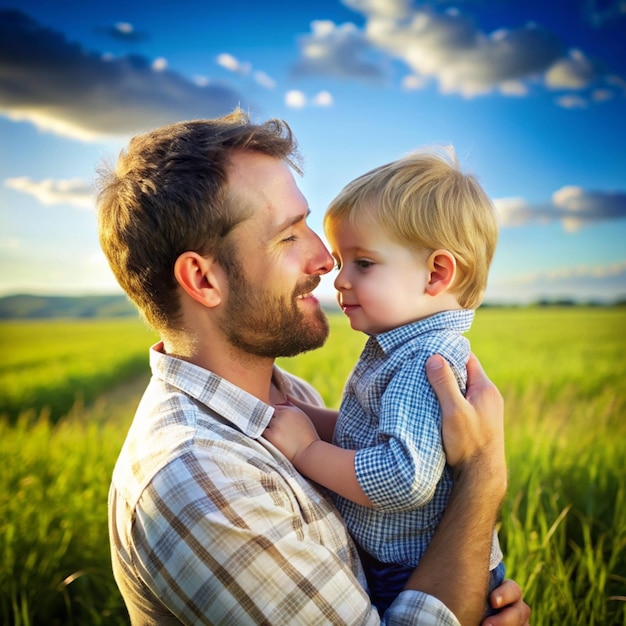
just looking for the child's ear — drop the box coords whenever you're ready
[425,249,457,297]
[174,251,225,308]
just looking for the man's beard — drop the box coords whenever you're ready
[218,265,329,358]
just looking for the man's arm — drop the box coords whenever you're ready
[402,353,508,626]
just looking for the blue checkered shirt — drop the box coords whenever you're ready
[334,310,502,570]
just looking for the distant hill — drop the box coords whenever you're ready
[0,294,138,319]
[1,293,622,320]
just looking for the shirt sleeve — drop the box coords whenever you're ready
[354,358,448,511]
[384,591,462,626]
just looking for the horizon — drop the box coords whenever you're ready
[1,291,624,310]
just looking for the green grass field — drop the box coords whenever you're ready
[1,307,625,625]
[0,319,157,424]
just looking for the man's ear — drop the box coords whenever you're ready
[174,251,225,308]
[425,249,457,297]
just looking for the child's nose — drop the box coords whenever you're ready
[334,268,350,291]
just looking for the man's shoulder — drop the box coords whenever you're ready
[273,366,325,407]
[111,379,200,505]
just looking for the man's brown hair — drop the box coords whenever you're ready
[96,109,300,331]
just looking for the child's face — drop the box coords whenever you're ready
[326,212,432,335]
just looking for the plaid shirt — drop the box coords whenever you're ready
[334,310,502,570]
[108,342,461,625]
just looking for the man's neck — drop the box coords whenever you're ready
[162,330,276,403]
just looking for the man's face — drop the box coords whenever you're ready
[218,151,333,358]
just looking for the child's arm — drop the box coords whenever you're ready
[285,396,338,443]
[264,404,374,507]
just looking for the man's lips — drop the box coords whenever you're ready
[295,277,321,301]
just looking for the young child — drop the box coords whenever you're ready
[263,147,505,615]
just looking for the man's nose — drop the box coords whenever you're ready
[307,230,333,276]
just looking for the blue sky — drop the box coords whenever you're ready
[1,0,625,304]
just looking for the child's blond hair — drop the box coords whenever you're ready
[324,147,498,309]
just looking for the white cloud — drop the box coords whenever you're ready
[253,70,276,89]
[152,57,168,71]
[402,74,428,90]
[487,261,626,303]
[217,53,240,72]
[216,53,251,75]
[114,22,134,36]
[285,90,307,108]
[545,49,596,89]
[0,11,243,141]
[552,186,585,209]
[302,3,620,103]
[592,88,613,102]
[4,177,94,209]
[365,10,564,97]
[498,80,528,96]
[312,91,333,106]
[292,20,387,81]
[284,89,334,109]
[494,186,626,231]
[98,20,148,43]
[556,94,588,108]
[217,53,275,89]
[493,197,538,227]
[342,0,412,20]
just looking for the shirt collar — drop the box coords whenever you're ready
[373,309,475,355]
[149,342,276,439]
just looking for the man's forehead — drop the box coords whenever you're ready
[227,149,287,181]
[226,152,308,234]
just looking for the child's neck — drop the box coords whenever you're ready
[420,292,464,319]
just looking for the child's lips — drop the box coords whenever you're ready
[341,303,360,314]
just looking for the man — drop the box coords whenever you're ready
[98,110,529,625]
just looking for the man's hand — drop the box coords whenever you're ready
[482,580,531,626]
[426,353,506,485]
[263,404,320,464]
[415,352,511,623]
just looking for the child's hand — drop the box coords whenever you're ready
[263,403,320,464]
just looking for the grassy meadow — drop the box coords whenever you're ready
[1,308,625,625]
